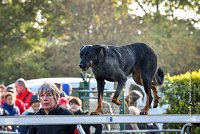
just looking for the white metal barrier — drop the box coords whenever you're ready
[0,114,200,133]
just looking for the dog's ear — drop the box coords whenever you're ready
[80,46,85,52]
[93,45,103,53]
[92,45,105,66]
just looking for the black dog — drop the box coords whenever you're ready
[79,43,164,115]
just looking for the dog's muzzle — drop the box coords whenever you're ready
[79,63,89,71]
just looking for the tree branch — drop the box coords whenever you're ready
[135,0,147,14]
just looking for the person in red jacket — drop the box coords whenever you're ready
[0,84,6,106]
[15,78,34,109]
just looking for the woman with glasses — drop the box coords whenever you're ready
[28,82,76,134]
[69,97,102,134]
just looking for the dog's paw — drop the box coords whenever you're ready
[153,101,159,108]
[153,96,160,108]
[153,104,158,108]
[112,98,122,105]
[139,111,148,115]
[90,111,100,115]
[140,108,149,115]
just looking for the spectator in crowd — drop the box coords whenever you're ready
[0,84,6,94]
[54,83,67,97]
[0,84,6,106]
[19,95,41,134]
[125,105,143,134]
[0,84,8,116]
[15,78,34,109]
[22,94,41,115]
[2,92,20,132]
[2,93,20,116]
[58,97,69,109]
[0,85,13,131]
[69,97,102,134]
[28,82,76,134]
[6,86,26,114]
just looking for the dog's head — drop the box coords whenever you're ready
[79,45,103,71]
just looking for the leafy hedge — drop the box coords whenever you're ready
[160,69,200,132]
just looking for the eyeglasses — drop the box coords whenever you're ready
[69,102,78,106]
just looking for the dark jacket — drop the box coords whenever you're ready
[28,105,76,134]
[2,103,19,116]
[19,109,35,134]
[73,109,102,134]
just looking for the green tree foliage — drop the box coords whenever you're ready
[135,15,200,74]
[0,0,199,85]
[160,70,200,132]
[0,47,50,84]
[0,0,51,84]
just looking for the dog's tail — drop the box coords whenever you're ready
[155,67,165,85]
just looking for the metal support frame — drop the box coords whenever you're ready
[180,123,200,134]
[1,115,200,133]
[180,123,193,134]
[0,114,200,126]
[1,115,200,125]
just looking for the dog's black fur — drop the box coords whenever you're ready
[79,43,164,114]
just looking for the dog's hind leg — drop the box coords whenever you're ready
[139,66,155,115]
[92,80,105,115]
[141,93,151,115]
[140,78,153,115]
[112,76,127,106]
[151,79,160,108]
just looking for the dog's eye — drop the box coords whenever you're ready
[80,53,83,57]
[85,52,89,56]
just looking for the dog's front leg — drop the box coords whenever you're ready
[112,78,127,105]
[93,80,105,115]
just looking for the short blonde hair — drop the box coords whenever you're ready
[37,82,60,102]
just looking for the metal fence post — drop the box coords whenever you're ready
[120,90,125,131]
